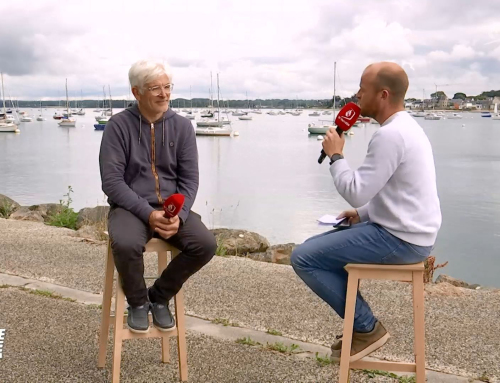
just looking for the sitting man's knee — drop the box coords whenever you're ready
[111,233,144,256]
[290,245,305,269]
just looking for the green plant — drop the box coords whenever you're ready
[46,186,79,230]
[211,318,239,327]
[361,369,416,382]
[215,237,228,257]
[24,288,76,302]
[315,352,333,367]
[0,200,15,218]
[266,329,282,336]
[478,372,491,382]
[266,342,300,354]
[236,337,261,346]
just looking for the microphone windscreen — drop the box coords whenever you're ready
[163,193,185,218]
[334,102,361,132]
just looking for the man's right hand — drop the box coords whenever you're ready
[149,210,179,239]
[337,209,360,225]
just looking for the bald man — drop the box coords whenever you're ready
[291,62,441,362]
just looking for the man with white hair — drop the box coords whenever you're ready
[99,60,216,333]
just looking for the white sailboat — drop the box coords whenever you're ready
[0,73,20,133]
[492,103,500,120]
[308,62,337,134]
[37,100,46,121]
[196,73,232,136]
[58,79,77,127]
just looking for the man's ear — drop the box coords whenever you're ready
[131,87,141,101]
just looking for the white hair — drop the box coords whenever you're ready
[128,60,173,93]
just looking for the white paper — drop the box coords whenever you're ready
[317,214,345,226]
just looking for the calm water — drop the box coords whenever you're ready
[1,109,499,287]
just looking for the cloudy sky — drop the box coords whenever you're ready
[1,0,500,101]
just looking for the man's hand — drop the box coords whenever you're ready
[323,127,345,158]
[337,209,360,225]
[149,211,180,239]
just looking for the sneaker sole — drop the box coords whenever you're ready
[128,326,150,334]
[153,323,177,333]
[330,332,390,363]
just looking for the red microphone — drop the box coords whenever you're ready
[163,193,185,218]
[318,102,361,164]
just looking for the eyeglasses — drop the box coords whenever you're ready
[146,84,174,96]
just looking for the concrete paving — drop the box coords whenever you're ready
[1,218,499,382]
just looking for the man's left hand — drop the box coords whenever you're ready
[155,215,180,239]
[323,127,345,158]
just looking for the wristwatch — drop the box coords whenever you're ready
[329,153,344,165]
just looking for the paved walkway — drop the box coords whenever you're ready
[0,218,498,382]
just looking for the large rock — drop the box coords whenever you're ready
[211,228,270,256]
[0,194,20,218]
[9,206,44,222]
[425,282,465,297]
[435,274,479,289]
[76,206,110,229]
[77,225,107,242]
[247,243,297,265]
[27,203,65,222]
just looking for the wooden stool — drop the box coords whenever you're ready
[338,262,425,383]
[97,236,188,383]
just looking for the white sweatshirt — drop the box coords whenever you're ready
[330,111,442,246]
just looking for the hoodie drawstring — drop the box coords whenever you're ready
[139,115,142,143]
[162,119,165,147]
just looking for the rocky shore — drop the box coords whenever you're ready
[0,194,486,290]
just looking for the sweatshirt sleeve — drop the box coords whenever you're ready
[356,203,370,222]
[329,129,405,208]
[99,119,155,224]
[176,121,199,224]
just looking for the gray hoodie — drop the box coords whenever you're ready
[99,104,198,224]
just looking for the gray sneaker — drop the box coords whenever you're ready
[127,304,150,333]
[330,321,390,362]
[150,302,176,332]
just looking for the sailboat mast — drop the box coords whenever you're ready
[210,71,213,109]
[217,73,220,121]
[65,78,69,115]
[108,85,112,115]
[190,85,193,111]
[1,73,6,114]
[333,61,336,123]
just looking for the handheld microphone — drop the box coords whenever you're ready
[163,193,185,218]
[318,102,361,164]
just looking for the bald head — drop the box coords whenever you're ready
[364,62,409,105]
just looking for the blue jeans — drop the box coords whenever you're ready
[290,222,432,332]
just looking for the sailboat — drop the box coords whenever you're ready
[185,86,195,120]
[37,100,46,121]
[95,86,113,130]
[238,92,252,120]
[492,103,500,120]
[196,73,232,136]
[0,73,20,133]
[308,62,338,134]
[58,79,77,127]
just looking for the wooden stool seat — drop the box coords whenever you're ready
[97,234,188,382]
[338,262,426,382]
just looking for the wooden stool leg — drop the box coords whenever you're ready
[158,251,170,364]
[339,271,359,383]
[98,241,115,367]
[413,270,426,383]
[174,288,188,382]
[112,278,126,383]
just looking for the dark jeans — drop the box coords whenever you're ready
[108,206,217,307]
[291,222,433,332]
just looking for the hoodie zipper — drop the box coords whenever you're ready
[150,122,163,204]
